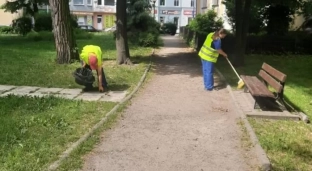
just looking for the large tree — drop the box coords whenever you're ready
[49,0,79,64]
[115,0,132,65]
[233,0,252,66]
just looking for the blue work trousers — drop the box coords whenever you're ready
[201,59,214,90]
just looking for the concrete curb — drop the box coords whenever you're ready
[46,49,155,171]
[215,68,272,171]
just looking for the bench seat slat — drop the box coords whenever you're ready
[241,75,275,98]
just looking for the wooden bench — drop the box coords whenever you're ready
[240,63,288,111]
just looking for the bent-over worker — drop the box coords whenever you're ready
[80,45,108,92]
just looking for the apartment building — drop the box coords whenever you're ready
[39,0,116,30]
[0,0,23,26]
[152,0,196,32]
[70,0,116,30]
[196,0,231,30]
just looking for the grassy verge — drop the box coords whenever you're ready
[0,95,116,171]
[0,32,152,89]
[216,55,312,170]
[0,32,155,171]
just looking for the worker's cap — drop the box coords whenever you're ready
[88,54,98,70]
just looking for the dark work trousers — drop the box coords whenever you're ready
[84,64,108,89]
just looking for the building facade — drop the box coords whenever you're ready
[152,0,196,32]
[70,0,116,30]
[37,0,116,30]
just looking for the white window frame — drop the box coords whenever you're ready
[174,0,179,7]
[73,0,84,5]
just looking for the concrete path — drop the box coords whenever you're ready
[0,85,127,102]
[81,35,258,171]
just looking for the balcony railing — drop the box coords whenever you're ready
[92,5,116,13]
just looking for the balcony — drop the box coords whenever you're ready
[92,0,116,13]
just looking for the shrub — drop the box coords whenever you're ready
[74,28,93,39]
[126,3,160,47]
[26,31,42,41]
[34,13,78,32]
[26,29,93,41]
[12,16,32,36]
[161,22,177,35]
[0,26,14,34]
[188,10,223,35]
[34,13,52,32]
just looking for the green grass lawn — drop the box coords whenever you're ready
[0,32,154,171]
[216,55,312,170]
[0,32,152,89]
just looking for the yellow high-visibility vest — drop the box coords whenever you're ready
[198,32,219,63]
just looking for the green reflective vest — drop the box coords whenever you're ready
[198,32,219,63]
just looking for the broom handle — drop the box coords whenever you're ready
[226,57,241,79]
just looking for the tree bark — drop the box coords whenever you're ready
[116,0,132,65]
[49,0,79,64]
[233,0,252,67]
[234,0,243,66]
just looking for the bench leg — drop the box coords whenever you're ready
[244,86,249,93]
[253,99,261,110]
[278,98,289,111]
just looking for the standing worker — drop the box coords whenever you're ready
[80,45,108,92]
[199,28,228,91]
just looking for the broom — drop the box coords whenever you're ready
[225,57,245,89]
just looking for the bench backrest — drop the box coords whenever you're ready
[258,63,287,93]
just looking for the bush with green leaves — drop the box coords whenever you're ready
[26,29,92,41]
[161,22,177,35]
[34,13,52,32]
[188,10,223,35]
[34,13,78,32]
[12,16,32,36]
[0,26,14,34]
[126,0,160,47]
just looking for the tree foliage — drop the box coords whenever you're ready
[188,10,223,35]
[223,0,264,34]
[0,0,48,16]
[223,0,305,35]
[126,0,160,47]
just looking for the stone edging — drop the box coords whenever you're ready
[215,68,272,171]
[46,49,155,171]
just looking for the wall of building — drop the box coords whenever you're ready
[0,0,22,26]
[153,0,196,32]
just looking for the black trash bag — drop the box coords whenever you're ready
[72,67,95,86]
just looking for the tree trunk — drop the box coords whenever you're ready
[116,0,132,65]
[234,0,243,66]
[49,0,79,64]
[233,0,252,67]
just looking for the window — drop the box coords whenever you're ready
[104,0,115,6]
[87,0,92,5]
[160,16,164,23]
[159,0,165,6]
[98,0,102,5]
[73,0,83,5]
[174,0,179,6]
[191,0,194,7]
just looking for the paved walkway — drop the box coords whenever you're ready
[0,85,127,102]
[81,35,258,171]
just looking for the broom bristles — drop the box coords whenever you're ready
[237,79,245,89]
